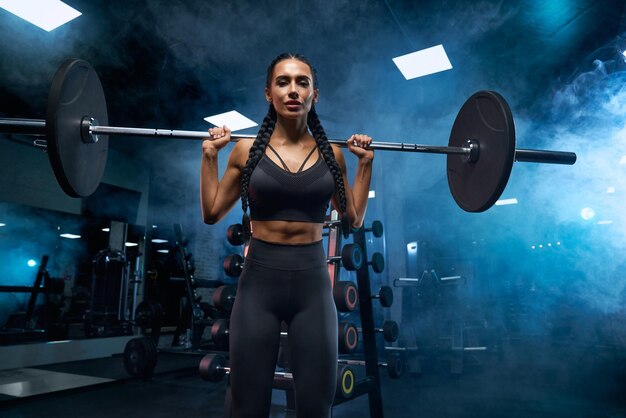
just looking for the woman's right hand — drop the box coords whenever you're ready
[202,125,232,158]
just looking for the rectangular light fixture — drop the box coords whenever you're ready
[392,45,453,80]
[495,198,518,206]
[368,190,376,199]
[597,220,613,225]
[157,249,169,254]
[204,111,257,132]
[151,239,168,244]
[0,0,81,32]
[125,242,138,247]
[60,233,81,239]
[0,223,6,227]
[102,228,110,232]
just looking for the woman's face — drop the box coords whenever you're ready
[265,58,318,120]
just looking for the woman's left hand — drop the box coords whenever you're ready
[346,134,374,161]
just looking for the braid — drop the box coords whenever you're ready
[307,107,347,213]
[240,105,276,213]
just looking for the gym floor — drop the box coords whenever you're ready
[1,337,626,418]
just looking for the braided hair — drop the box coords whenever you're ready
[240,53,347,215]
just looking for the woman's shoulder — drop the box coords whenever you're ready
[231,137,255,167]
[330,143,345,164]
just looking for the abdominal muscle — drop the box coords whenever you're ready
[251,220,324,244]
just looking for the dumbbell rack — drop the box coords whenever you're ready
[333,226,385,417]
[274,217,386,416]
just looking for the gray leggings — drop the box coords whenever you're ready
[227,238,338,418]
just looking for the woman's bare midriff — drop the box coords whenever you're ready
[251,220,324,244]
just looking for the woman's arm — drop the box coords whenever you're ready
[200,127,250,224]
[331,135,374,228]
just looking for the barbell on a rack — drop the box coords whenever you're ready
[0,59,577,212]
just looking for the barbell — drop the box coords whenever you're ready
[0,59,577,212]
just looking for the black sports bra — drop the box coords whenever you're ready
[248,144,335,223]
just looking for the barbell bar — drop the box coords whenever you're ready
[0,58,577,212]
[0,117,573,163]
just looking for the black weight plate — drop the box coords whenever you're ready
[123,337,157,378]
[46,59,108,197]
[447,91,515,212]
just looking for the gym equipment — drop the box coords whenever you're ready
[123,336,158,378]
[198,353,356,399]
[333,280,358,312]
[358,320,398,343]
[0,59,575,212]
[210,318,230,348]
[367,252,385,273]
[0,255,68,343]
[223,254,244,277]
[212,285,236,311]
[226,223,246,246]
[338,352,403,379]
[134,300,163,330]
[323,214,353,239]
[327,243,363,271]
[372,286,393,308]
[338,321,359,354]
[363,221,384,238]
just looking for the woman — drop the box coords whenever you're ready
[200,53,374,418]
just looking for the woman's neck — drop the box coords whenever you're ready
[272,115,311,145]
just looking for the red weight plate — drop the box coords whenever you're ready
[447,91,515,212]
[46,59,108,197]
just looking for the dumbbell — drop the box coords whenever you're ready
[212,285,236,311]
[333,283,393,311]
[362,220,384,238]
[358,320,399,342]
[211,318,230,348]
[367,252,385,273]
[372,286,393,308]
[333,281,358,312]
[226,223,246,246]
[338,352,403,379]
[338,321,359,354]
[223,254,244,277]
[327,243,363,271]
[198,353,356,399]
